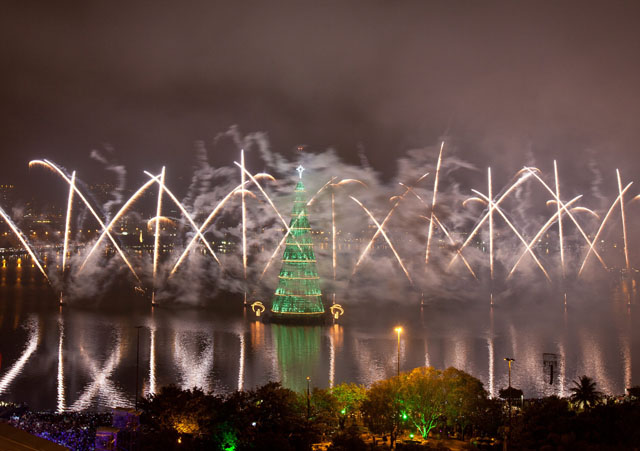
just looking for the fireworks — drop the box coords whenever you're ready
[0,149,635,307]
[425,141,444,264]
[349,195,414,285]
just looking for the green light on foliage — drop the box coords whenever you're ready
[219,426,238,451]
[410,433,414,439]
[402,412,408,420]
[341,408,346,415]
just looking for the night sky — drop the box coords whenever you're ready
[2,1,640,189]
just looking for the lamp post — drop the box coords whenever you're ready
[394,327,403,377]
[135,326,143,411]
[306,376,311,419]
[504,357,515,447]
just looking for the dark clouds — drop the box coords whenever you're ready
[1,1,640,187]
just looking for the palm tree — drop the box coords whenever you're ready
[570,375,602,410]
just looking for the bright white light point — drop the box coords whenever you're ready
[296,165,305,179]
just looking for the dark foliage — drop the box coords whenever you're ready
[569,375,602,410]
[511,396,640,450]
[138,382,320,451]
[327,424,367,451]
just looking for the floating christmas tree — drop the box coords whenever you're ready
[270,165,325,322]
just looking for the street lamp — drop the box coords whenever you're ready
[504,357,515,445]
[504,357,514,389]
[394,327,403,377]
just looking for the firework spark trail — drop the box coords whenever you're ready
[170,174,274,276]
[30,160,140,282]
[241,150,247,280]
[170,184,242,276]
[233,162,292,234]
[524,167,608,270]
[147,216,176,229]
[508,196,582,279]
[0,206,49,283]
[472,189,552,282]
[331,189,336,283]
[259,178,335,281]
[488,168,494,281]
[448,171,533,270]
[578,182,633,275]
[330,179,366,286]
[144,171,223,269]
[425,141,444,264]
[617,170,631,274]
[351,192,408,276]
[352,175,427,276]
[554,161,565,278]
[152,167,165,302]
[569,206,600,218]
[434,216,478,279]
[62,171,76,274]
[234,161,315,278]
[399,182,477,279]
[418,214,478,279]
[79,178,156,273]
[349,195,413,285]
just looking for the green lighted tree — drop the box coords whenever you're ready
[331,383,367,430]
[399,367,446,440]
[271,172,325,320]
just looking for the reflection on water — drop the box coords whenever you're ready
[72,327,128,411]
[0,277,637,411]
[328,324,343,388]
[173,328,214,392]
[57,314,65,412]
[272,325,321,393]
[0,317,39,395]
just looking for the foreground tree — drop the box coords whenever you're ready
[570,375,602,410]
[511,396,575,449]
[327,424,367,451]
[331,383,367,430]
[442,367,489,440]
[308,387,339,437]
[361,376,405,448]
[235,382,319,451]
[138,385,223,450]
[400,367,446,440]
[626,385,640,400]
